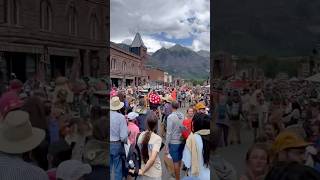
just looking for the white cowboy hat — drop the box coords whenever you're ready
[110,96,124,111]
[0,110,45,154]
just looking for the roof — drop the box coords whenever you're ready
[131,33,146,48]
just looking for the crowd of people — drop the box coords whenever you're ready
[212,79,320,180]
[4,71,320,180]
[0,74,108,180]
[110,86,211,180]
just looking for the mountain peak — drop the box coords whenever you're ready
[169,44,191,52]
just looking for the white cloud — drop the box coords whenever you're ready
[110,0,210,52]
[113,35,175,53]
[192,31,210,51]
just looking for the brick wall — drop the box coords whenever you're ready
[146,68,164,82]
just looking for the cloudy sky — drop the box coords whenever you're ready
[110,0,210,53]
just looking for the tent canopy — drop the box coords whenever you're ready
[305,73,320,82]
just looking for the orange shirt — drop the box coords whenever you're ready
[171,91,177,101]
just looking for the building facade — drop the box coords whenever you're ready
[110,33,148,87]
[0,0,107,82]
[146,67,164,83]
[213,52,235,79]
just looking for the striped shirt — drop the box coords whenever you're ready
[0,152,49,180]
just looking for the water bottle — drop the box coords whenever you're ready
[129,160,135,169]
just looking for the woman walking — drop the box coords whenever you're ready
[131,112,162,180]
[182,112,210,180]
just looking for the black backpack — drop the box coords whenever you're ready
[125,133,142,179]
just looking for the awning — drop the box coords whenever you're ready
[305,73,320,82]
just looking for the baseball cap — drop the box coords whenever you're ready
[127,112,139,120]
[56,160,92,180]
[271,131,312,154]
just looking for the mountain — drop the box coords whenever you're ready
[197,50,210,58]
[213,0,320,57]
[147,45,210,80]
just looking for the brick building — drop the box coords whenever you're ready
[0,0,107,82]
[146,66,164,83]
[110,33,148,87]
[213,52,235,79]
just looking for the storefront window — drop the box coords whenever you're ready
[25,54,37,80]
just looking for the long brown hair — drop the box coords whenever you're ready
[141,112,158,164]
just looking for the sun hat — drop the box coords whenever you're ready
[161,94,173,103]
[127,112,139,120]
[0,110,45,154]
[195,102,206,110]
[110,96,124,111]
[271,131,312,154]
[56,160,92,180]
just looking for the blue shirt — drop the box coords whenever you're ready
[0,152,49,180]
[110,111,128,142]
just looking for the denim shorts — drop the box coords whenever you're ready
[169,143,185,162]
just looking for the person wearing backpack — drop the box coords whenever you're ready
[166,101,185,180]
[227,91,244,145]
[129,112,162,180]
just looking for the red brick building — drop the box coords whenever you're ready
[110,33,148,87]
[146,67,164,82]
[213,52,235,79]
[0,0,107,82]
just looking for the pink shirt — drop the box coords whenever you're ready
[128,122,140,145]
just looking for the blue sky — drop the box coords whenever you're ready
[151,32,194,47]
[110,0,210,52]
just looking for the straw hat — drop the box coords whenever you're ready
[0,110,45,154]
[195,102,206,110]
[161,95,173,103]
[110,96,124,111]
[271,131,312,154]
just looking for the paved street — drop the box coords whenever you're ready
[216,123,254,177]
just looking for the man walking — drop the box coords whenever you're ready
[166,101,185,180]
[110,96,128,180]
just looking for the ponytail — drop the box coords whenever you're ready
[141,112,158,164]
[141,130,152,164]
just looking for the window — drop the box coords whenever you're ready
[90,14,98,40]
[3,0,8,23]
[3,0,19,25]
[111,58,116,70]
[132,63,134,73]
[122,62,126,71]
[40,0,52,31]
[110,58,113,70]
[12,0,19,25]
[68,5,77,35]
